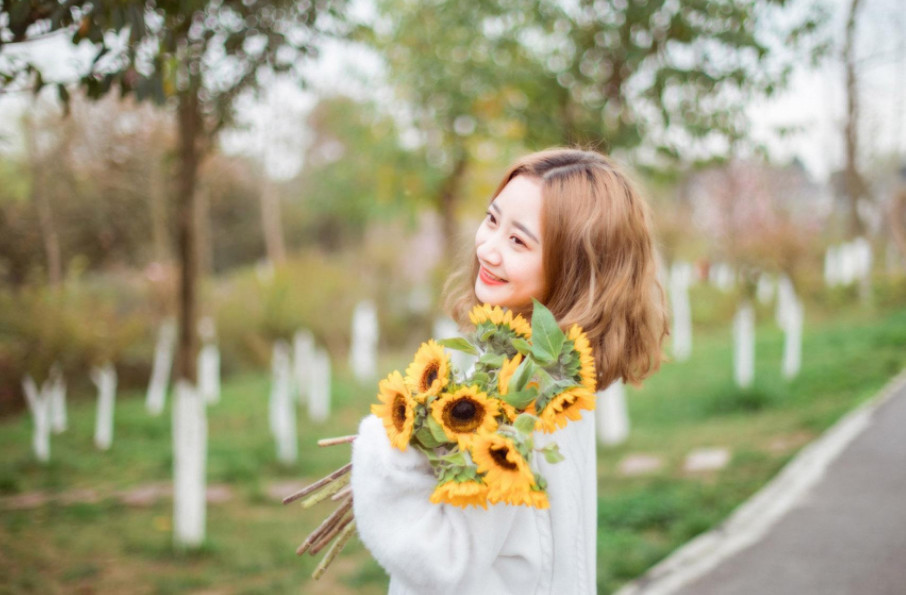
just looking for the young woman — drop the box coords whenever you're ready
[351,148,669,594]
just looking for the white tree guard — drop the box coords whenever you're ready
[172,380,207,550]
[292,330,315,404]
[596,381,630,446]
[774,275,796,329]
[782,298,803,380]
[91,363,118,451]
[433,316,477,375]
[269,341,292,436]
[146,319,176,416]
[198,344,221,405]
[669,262,693,362]
[48,364,67,434]
[22,376,51,462]
[733,302,755,389]
[756,273,775,305]
[269,341,297,464]
[349,300,379,384]
[308,348,331,424]
[709,263,736,292]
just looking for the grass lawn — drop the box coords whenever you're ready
[1,298,904,594]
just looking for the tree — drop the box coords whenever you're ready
[1,0,347,385]
[841,0,871,237]
[366,0,828,262]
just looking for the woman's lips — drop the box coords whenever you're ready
[479,267,507,286]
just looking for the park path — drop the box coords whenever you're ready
[619,370,906,595]
[0,480,308,510]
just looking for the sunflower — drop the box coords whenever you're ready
[526,488,550,509]
[469,304,532,338]
[431,386,499,449]
[534,387,596,434]
[471,433,536,505]
[494,354,522,421]
[567,324,596,392]
[429,478,489,509]
[405,340,451,399]
[370,371,417,450]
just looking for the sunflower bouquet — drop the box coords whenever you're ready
[285,300,597,578]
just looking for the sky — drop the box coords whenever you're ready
[1,0,903,183]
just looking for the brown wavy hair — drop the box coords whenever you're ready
[445,148,669,389]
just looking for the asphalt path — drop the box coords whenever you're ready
[620,372,906,595]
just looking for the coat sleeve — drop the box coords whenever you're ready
[350,414,542,594]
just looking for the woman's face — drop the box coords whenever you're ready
[474,175,545,311]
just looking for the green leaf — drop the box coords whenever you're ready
[437,337,479,356]
[530,299,565,362]
[540,443,565,464]
[470,371,490,387]
[425,413,451,444]
[511,337,532,355]
[514,413,537,436]
[502,386,538,410]
[478,352,505,367]
[510,357,535,392]
[414,426,442,449]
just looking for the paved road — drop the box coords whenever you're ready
[622,374,906,595]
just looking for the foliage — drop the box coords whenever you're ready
[285,95,438,251]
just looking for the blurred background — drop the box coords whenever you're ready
[0,0,904,593]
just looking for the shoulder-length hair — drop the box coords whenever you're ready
[445,148,669,390]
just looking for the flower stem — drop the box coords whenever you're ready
[282,463,352,505]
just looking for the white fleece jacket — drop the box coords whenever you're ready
[350,412,597,595]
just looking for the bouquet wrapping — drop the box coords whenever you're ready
[286,301,597,578]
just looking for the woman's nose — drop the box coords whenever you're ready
[476,233,502,265]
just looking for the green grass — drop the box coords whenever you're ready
[1,301,905,594]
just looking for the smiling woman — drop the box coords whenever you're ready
[351,148,669,595]
[474,175,546,312]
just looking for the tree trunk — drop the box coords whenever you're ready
[24,116,62,286]
[175,87,201,385]
[149,148,170,264]
[843,0,869,238]
[437,149,469,269]
[260,178,287,265]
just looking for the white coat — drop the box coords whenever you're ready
[350,411,597,595]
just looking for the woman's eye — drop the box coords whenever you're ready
[510,236,525,247]
[486,211,497,225]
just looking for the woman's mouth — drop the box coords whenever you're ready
[479,267,507,286]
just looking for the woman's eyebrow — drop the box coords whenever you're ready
[489,201,539,244]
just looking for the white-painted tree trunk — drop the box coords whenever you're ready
[308,348,331,424]
[172,380,207,550]
[349,300,379,384]
[292,330,315,404]
[782,298,803,380]
[596,381,629,446]
[433,316,476,375]
[756,273,775,305]
[22,376,51,462]
[669,262,693,362]
[48,364,67,434]
[269,341,292,436]
[146,319,176,416]
[733,302,755,389]
[91,363,118,451]
[269,341,297,464]
[198,344,221,405]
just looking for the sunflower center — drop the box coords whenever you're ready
[392,393,408,432]
[422,362,440,391]
[489,445,519,471]
[443,397,484,432]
